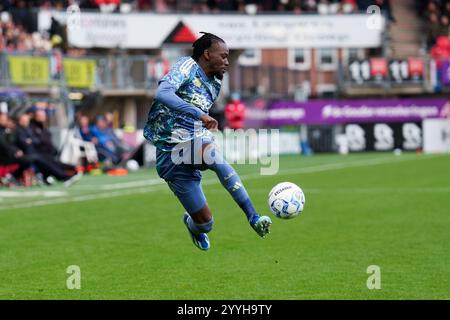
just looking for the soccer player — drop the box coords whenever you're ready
[143,32,272,251]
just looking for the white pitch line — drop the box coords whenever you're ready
[0,185,167,210]
[0,154,442,211]
[67,155,427,191]
[0,191,67,198]
[97,179,164,190]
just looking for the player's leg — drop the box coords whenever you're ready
[189,204,212,224]
[167,178,213,250]
[201,142,271,238]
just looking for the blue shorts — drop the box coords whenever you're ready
[166,178,206,214]
[155,137,212,214]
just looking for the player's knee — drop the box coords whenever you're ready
[197,218,214,233]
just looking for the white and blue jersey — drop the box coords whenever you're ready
[143,56,222,152]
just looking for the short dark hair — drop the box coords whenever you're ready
[192,32,225,61]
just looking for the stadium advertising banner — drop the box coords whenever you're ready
[262,99,449,126]
[63,59,97,89]
[38,12,384,49]
[349,58,425,84]
[344,122,423,152]
[8,56,50,86]
[440,60,450,86]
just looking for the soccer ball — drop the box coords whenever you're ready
[268,182,305,219]
[126,159,140,172]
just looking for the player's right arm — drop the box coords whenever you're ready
[154,57,219,130]
[154,57,205,119]
[155,83,218,130]
[154,81,205,119]
[199,114,218,131]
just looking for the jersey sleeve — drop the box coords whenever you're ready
[155,57,206,119]
[154,81,205,119]
[159,57,196,91]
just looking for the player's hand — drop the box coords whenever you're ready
[200,114,218,131]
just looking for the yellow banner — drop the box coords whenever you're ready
[8,56,49,85]
[63,59,97,89]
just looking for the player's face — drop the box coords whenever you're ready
[206,41,229,80]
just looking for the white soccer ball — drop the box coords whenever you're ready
[268,182,305,219]
[126,159,140,171]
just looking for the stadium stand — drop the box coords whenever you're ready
[418,0,450,50]
[1,0,364,14]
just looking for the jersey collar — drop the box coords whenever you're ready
[197,64,210,82]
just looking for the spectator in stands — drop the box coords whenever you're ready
[15,113,40,157]
[189,0,207,13]
[420,1,450,49]
[0,11,52,53]
[104,111,133,155]
[28,106,56,157]
[90,115,122,165]
[137,0,152,11]
[302,0,318,12]
[0,0,384,15]
[290,0,304,14]
[9,0,34,33]
[15,112,81,186]
[224,96,246,129]
[444,1,450,17]
[29,106,79,174]
[425,0,441,20]
[0,110,32,185]
[207,0,238,12]
[0,1,12,12]
[440,14,450,37]
[431,35,450,91]
[431,35,450,67]
[78,114,97,143]
[341,0,357,13]
[427,13,443,49]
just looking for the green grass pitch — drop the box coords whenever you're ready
[0,152,449,299]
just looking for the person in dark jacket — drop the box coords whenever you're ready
[29,107,78,174]
[0,111,32,181]
[15,113,81,187]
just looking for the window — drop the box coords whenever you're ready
[342,48,366,65]
[316,48,337,71]
[288,48,311,70]
[238,49,261,66]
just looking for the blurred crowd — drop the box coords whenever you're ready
[0,105,134,187]
[0,104,82,187]
[0,0,394,14]
[0,3,68,53]
[0,13,57,53]
[419,0,450,50]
